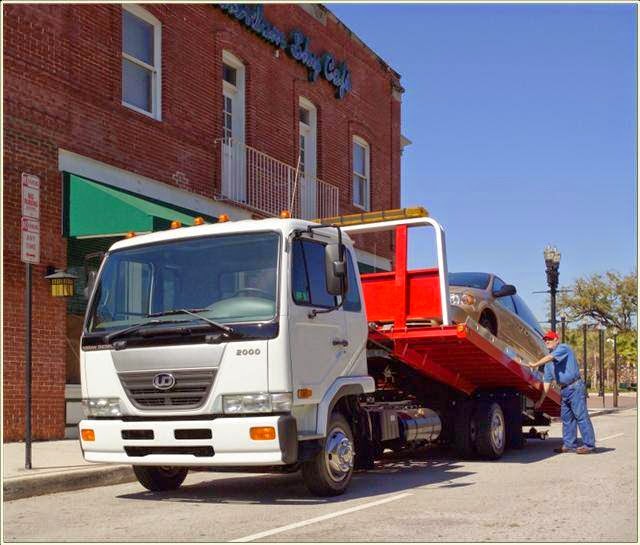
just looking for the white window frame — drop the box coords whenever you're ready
[222,50,245,143]
[122,4,162,120]
[352,135,370,211]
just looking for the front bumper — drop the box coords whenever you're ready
[79,415,297,467]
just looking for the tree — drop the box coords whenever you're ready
[557,270,637,331]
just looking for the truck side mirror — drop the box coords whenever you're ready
[325,243,348,296]
[83,270,97,300]
[493,284,517,298]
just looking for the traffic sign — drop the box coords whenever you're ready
[21,217,40,264]
[21,173,40,220]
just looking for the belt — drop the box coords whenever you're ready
[559,377,581,390]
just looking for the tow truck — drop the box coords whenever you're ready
[79,207,560,496]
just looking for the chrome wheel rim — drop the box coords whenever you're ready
[324,427,354,482]
[490,409,505,451]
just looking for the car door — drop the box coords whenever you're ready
[490,276,523,351]
[512,294,548,360]
[288,237,349,406]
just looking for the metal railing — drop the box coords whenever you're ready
[216,138,339,220]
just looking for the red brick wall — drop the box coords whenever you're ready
[3,4,402,440]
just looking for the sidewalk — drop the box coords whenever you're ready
[3,440,135,501]
[3,399,637,502]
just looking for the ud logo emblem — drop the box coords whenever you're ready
[152,373,175,390]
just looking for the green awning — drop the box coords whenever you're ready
[65,174,212,238]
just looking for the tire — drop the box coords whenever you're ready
[453,400,478,459]
[133,466,189,492]
[502,394,525,450]
[474,402,506,459]
[302,412,355,496]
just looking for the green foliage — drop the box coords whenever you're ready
[558,270,637,331]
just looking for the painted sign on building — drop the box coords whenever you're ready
[218,4,352,99]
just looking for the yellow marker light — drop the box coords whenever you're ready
[279,210,292,219]
[193,216,206,226]
[125,231,136,239]
[250,426,276,440]
[81,429,96,442]
[297,388,313,399]
[218,214,229,223]
[313,206,428,227]
[170,220,182,229]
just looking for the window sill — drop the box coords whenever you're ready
[122,101,162,122]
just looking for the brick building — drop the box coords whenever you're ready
[3,3,406,440]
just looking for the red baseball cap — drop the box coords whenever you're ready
[542,331,559,341]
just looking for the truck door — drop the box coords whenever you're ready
[341,249,368,377]
[289,237,348,405]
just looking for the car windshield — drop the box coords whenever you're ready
[87,232,280,332]
[448,272,491,290]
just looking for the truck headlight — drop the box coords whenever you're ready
[223,393,292,414]
[82,398,122,417]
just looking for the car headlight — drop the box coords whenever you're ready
[223,393,293,414]
[449,292,476,306]
[82,398,122,417]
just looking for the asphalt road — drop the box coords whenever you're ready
[3,408,637,542]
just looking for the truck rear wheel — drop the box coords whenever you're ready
[133,466,188,492]
[474,402,506,459]
[453,400,478,458]
[302,412,354,496]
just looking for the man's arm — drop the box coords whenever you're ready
[535,381,551,409]
[518,354,554,369]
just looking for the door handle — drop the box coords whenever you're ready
[332,339,349,347]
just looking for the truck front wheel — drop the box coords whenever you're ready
[133,466,189,492]
[302,412,355,496]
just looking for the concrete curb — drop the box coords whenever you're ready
[3,465,136,502]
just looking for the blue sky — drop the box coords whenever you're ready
[330,3,637,323]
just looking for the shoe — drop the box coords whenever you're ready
[553,446,574,453]
[576,446,594,454]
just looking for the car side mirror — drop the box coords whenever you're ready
[493,284,517,298]
[83,270,97,300]
[325,243,348,296]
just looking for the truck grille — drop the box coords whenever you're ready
[118,369,216,410]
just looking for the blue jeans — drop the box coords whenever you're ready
[561,379,596,449]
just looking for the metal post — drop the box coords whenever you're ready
[582,323,588,397]
[24,263,33,469]
[550,286,557,332]
[598,327,605,407]
[560,315,566,342]
[613,334,618,408]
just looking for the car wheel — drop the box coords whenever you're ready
[479,312,497,336]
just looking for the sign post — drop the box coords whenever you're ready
[21,173,40,470]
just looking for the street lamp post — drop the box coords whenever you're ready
[597,324,606,407]
[560,314,566,343]
[582,321,588,397]
[543,246,561,332]
[612,331,618,408]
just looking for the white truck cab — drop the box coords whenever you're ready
[79,217,373,495]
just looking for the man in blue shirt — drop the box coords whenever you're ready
[523,330,596,454]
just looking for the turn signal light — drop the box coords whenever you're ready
[125,231,136,239]
[170,220,182,229]
[81,429,95,442]
[218,214,229,223]
[193,216,205,226]
[297,388,313,399]
[456,324,467,338]
[279,210,292,219]
[250,426,276,440]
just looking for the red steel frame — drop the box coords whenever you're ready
[359,223,561,417]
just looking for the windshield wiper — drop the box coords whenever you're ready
[103,318,189,344]
[147,308,234,335]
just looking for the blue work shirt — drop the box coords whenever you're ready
[543,343,581,385]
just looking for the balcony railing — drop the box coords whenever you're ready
[216,138,339,220]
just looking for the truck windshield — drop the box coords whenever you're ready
[87,232,280,333]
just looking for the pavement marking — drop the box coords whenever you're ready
[230,492,413,542]
[598,433,624,442]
